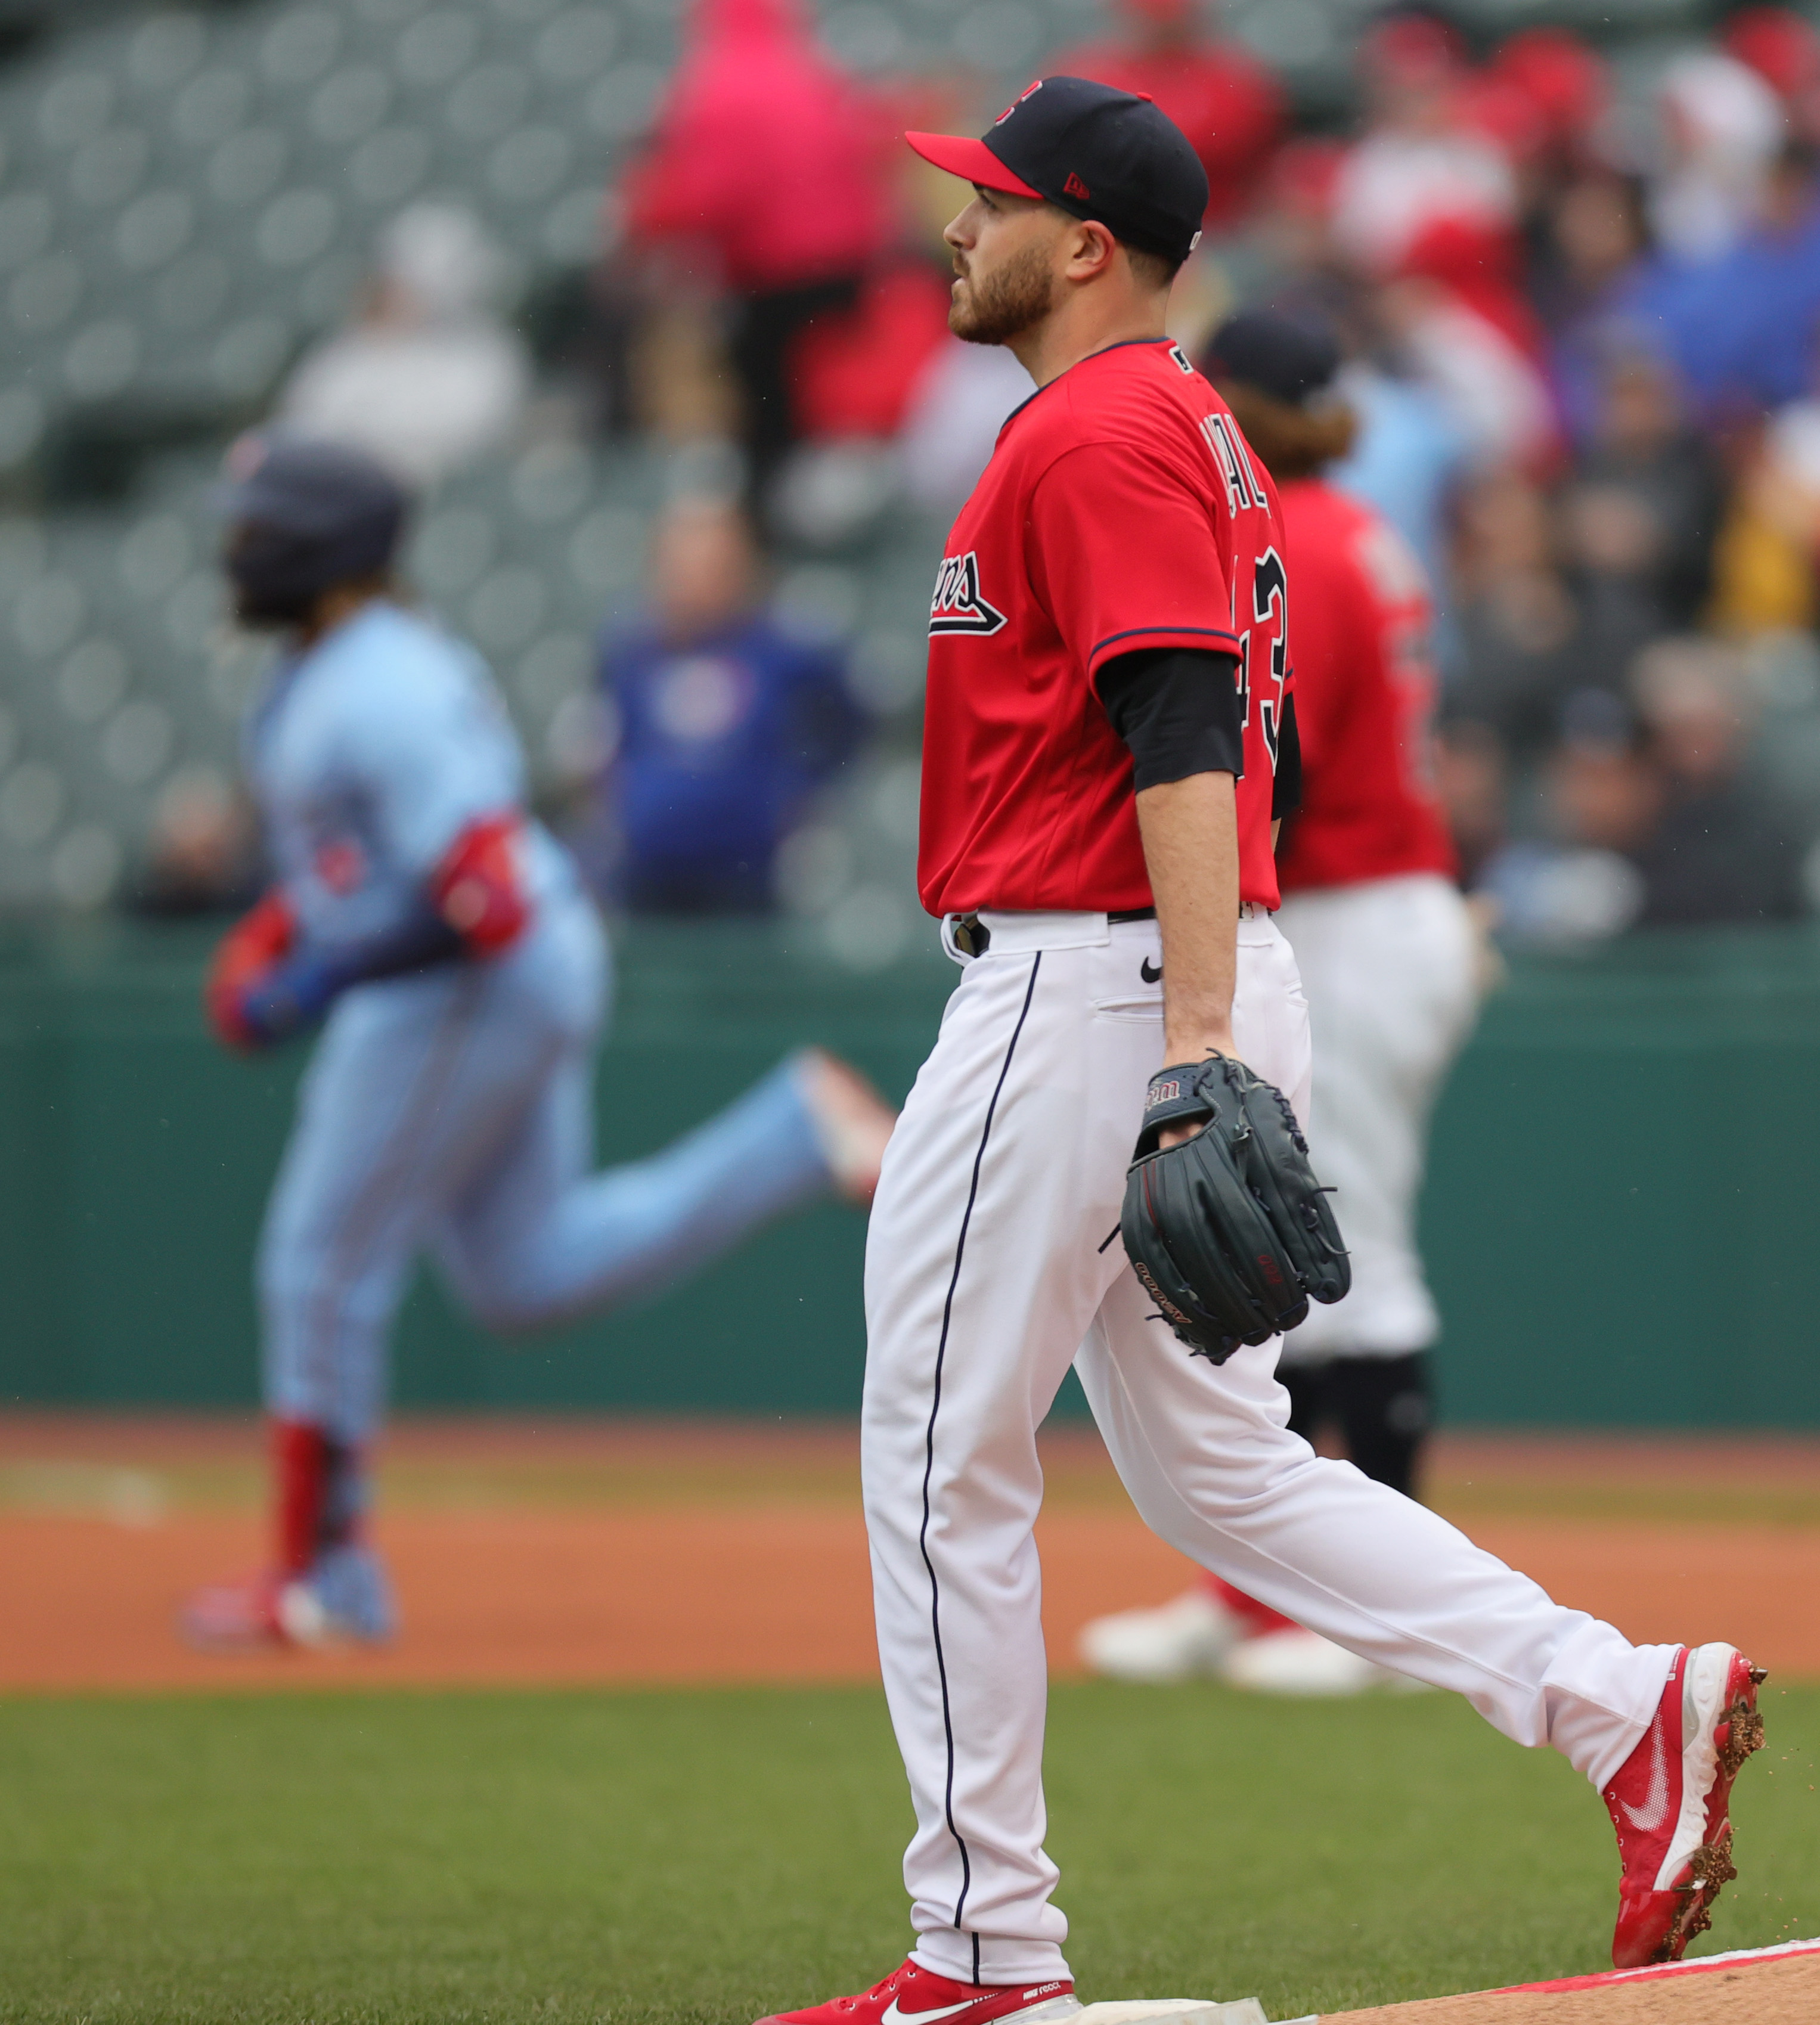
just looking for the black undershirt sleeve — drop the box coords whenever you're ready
[1097,646,1244,793]
[1272,690,1302,820]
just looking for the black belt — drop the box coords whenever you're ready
[951,906,1155,958]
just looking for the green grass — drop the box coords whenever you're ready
[1,1683,1816,2024]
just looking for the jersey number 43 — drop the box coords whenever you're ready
[1236,547,1287,771]
[1200,412,1288,774]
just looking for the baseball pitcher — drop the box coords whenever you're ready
[753,82,1763,2024]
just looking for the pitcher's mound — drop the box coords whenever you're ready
[1320,1938,1820,2022]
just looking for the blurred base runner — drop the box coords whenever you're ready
[181,435,893,1652]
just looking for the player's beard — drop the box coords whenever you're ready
[949,241,1056,346]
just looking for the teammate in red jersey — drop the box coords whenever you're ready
[754,86,1759,2024]
[1080,308,1487,1695]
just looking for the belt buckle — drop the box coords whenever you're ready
[952,914,990,958]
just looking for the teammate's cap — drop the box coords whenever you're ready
[906,76,1209,266]
[213,431,408,568]
[1201,309,1342,409]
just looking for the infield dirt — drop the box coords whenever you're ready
[1322,1945,1820,2021]
[1,1416,1816,1692]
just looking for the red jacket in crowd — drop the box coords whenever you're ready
[1057,0,1285,228]
[621,0,891,292]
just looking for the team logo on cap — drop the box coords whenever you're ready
[930,551,1007,636]
[995,79,1043,123]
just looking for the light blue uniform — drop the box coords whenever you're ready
[1329,368,1467,684]
[247,600,831,1449]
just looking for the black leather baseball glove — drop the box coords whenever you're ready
[1120,1055,1350,1363]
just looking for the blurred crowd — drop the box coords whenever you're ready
[1257,2,1820,943]
[151,0,1820,942]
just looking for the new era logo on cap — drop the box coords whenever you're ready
[906,75,1210,267]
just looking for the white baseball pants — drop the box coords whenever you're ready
[861,908,1675,1984]
[1273,873,1481,1363]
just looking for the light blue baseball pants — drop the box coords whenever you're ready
[258,894,832,1442]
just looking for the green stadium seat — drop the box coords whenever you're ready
[168,67,255,151]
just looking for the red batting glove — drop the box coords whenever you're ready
[205,888,296,1051]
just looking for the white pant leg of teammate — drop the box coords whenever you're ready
[1278,872,1480,1369]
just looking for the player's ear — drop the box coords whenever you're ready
[1064,218,1118,284]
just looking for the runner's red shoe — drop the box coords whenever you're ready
[752,1959,1079,2025]
[178,1573,287,1651]
[1602,1642,1766,1968]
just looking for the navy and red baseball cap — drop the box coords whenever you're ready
[1202,309,1342,408]
[907,76,1209,266]
[215,432,408,550]
[213,432,408,612]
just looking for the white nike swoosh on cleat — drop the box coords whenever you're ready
[1620,1719,1672,1834]
[880,2001,988,2025]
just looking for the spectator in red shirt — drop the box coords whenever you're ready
[1723,5,1820,145]
[1055,0,1285,228]
[1484,26,1610,171]
[619,0,894,487]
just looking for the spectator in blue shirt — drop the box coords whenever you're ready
[1623,145,1820,422]
[593,499,866,912]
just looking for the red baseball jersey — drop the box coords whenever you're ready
[918,339,1290,918]
[1273,477,1458,894]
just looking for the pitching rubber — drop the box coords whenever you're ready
[1075,2002,1271,2025]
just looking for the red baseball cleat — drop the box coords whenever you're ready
[1602,1642,1766,1969]
[752,1959,1080,2025]
[178,1548,395,1651]
[178,1573,287,1651]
